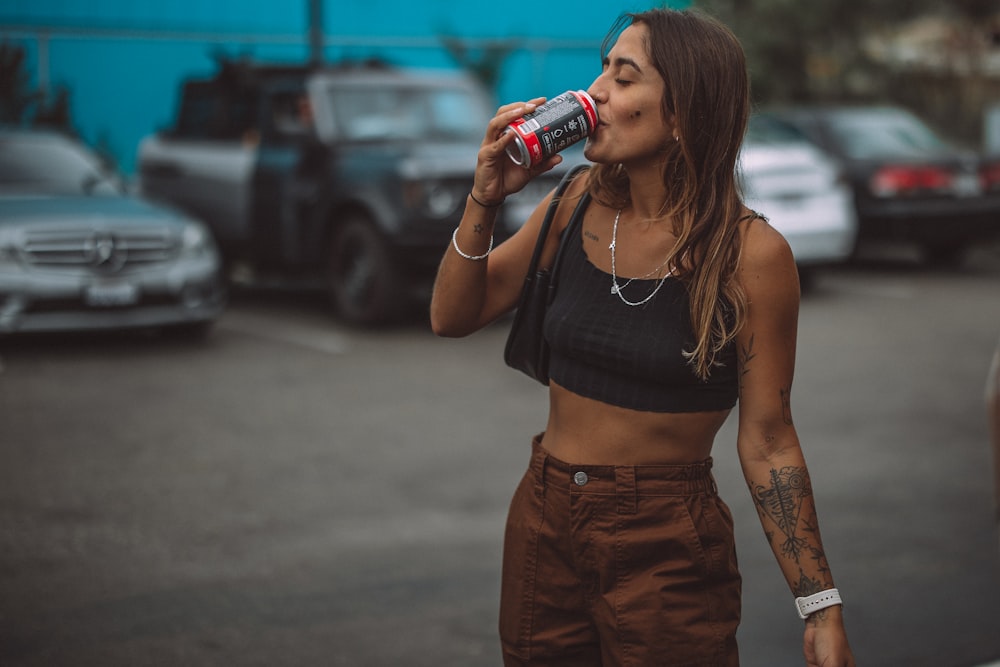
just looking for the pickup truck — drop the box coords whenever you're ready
[138,59,575,324]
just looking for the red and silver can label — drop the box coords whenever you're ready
[505,90,598,167]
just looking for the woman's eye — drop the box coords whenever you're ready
[615,79,632,86]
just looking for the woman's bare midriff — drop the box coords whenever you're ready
[541,381,732,465]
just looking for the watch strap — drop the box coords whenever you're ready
[795,588,843,620]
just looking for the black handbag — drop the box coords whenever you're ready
[504,164,591,385]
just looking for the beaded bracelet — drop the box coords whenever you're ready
[451,227,494,261]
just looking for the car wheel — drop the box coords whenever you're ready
[328,214,399,325]
[162,320,215,340]
[923,242,967,268]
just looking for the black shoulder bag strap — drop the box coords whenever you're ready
[525,163,592,275]
[503,164,591,385]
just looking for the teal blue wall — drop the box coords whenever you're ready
[1,1,689,173]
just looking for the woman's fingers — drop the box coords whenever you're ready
[494,98,545,118]
[474,98,551,200]
[484,100,544,143]
[531,153,563,177]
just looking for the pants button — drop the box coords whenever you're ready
[573,471,589,486]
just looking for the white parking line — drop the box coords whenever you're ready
[217,311,350,355]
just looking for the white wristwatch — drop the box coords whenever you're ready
[795,588,843,620]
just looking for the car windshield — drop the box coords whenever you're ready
[826,109,948,159]
[746,115,810,145]
[0,134,118,195]
[326,83,491,142]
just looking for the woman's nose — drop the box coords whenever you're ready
[587,81,606,104]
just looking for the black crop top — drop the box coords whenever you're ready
[543,199,739,413]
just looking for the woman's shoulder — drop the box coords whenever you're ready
[736,209,799,292]
[739,210,794,267]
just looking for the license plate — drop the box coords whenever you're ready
[85,282,139,307]
[954,173,982,197]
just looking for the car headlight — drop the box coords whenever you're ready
[403,180,464,219]
[424,183,461,218]
[180,223,216,259]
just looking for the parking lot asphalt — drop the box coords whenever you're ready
[1,244,1000,666]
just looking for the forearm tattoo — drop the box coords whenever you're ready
[750,466,831,596]
[741,334,827,596]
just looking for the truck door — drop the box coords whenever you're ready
[139,81,256,252]
[251,86,322,269]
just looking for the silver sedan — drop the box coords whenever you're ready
[0,129,226,336]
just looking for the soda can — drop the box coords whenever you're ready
[505,90,598,168]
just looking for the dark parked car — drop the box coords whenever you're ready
[761,105,1000,264]
[0,128,226,335]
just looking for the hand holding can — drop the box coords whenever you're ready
[505,91,598,168]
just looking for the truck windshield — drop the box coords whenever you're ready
[327,85,490,142]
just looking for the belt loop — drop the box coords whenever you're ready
[531,447,548,498]
[615,466,637,515]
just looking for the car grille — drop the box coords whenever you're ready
[22,227,177,273]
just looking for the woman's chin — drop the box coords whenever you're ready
[583,139,602,162]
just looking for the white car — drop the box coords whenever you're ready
[740,115,858,270]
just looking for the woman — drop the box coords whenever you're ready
[431,8,854,667]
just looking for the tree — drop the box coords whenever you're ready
[693,0,942,104]
[439,35,518,96]
[952,0,996,23]
[0,39,75,133]
[0,40,37,124]
[694,0,1000,143]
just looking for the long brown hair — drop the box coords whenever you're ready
[589,9,750,380]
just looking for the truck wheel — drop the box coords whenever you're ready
[328,215,399,325]
[923,242,967,268]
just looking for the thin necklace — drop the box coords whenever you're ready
[608,208,674,307]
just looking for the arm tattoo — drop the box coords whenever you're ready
[752,466,810,559]
[750,466,831,596]
[739,333,794,428]
[738,333,756,395]
[780,387,793,426]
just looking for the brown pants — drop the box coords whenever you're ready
[499,436,742,667]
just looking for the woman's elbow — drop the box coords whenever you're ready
[736,424,802,464]
[429,305,478,338]
[430,317,469,338]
